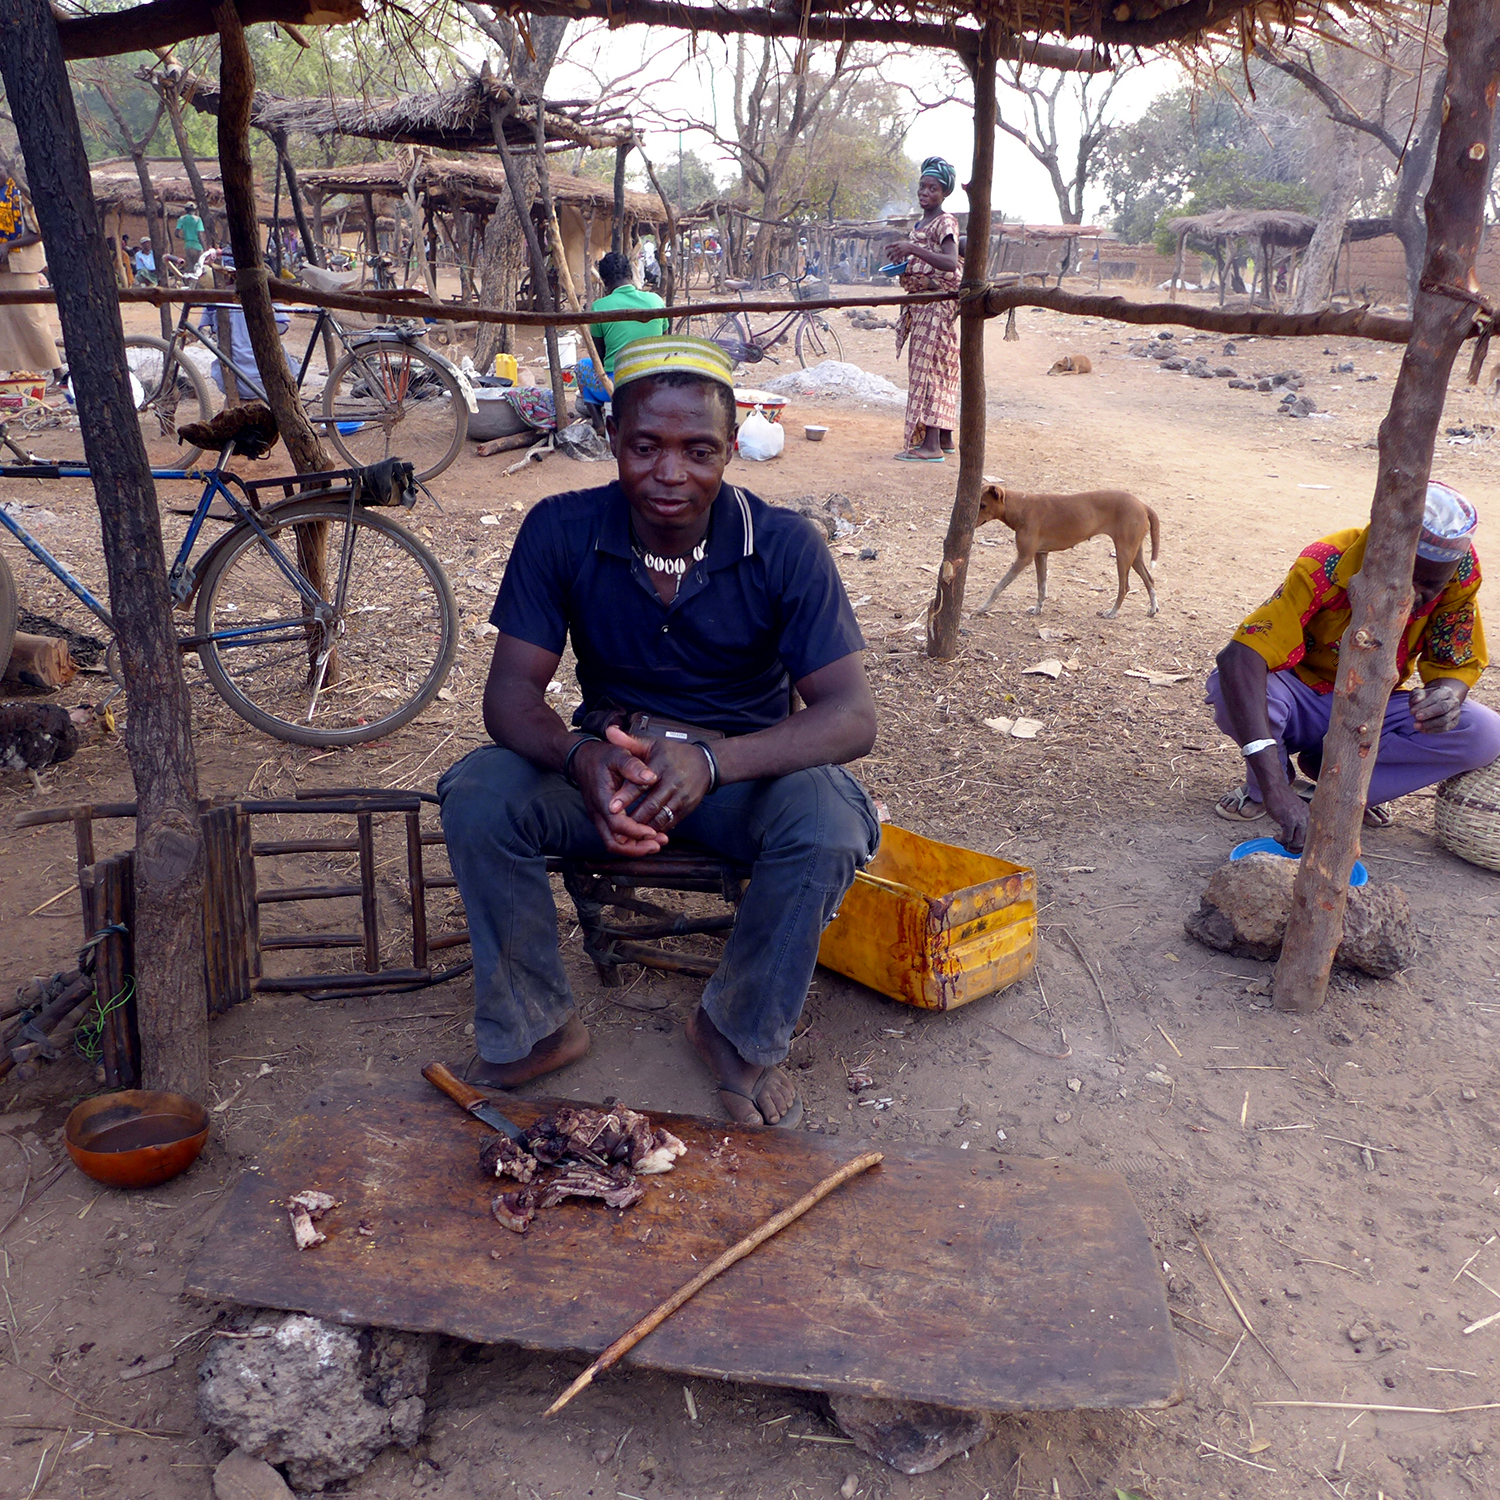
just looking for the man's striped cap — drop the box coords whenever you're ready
[612,334,735,392]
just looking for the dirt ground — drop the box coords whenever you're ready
[2,283,1499,1500]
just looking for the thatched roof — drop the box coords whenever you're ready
[90,157,278,222]
[297,154,663,222]
[1167,208,1319,248]
[181,68,629,154]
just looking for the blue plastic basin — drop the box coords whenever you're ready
[335,421,365,435]
[1231,836,1368,888]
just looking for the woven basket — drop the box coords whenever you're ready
[1434,760,1500,872]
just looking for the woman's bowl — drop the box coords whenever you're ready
[65,1091,208,1189]
[1230,836,1368,888]
[805,425,828,442]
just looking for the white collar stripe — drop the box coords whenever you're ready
[734,487,754,556]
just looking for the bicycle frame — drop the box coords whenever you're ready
[163,301,476,416]
[0,455,336,649]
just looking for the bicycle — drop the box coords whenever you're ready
[89,257,475,482]
[679,268,844,371]
[0,416,458,747]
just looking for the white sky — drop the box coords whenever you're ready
[541,26,1186,227]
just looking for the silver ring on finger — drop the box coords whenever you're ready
[660,806,674,826]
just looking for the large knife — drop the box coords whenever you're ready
[422,1061,526,1141]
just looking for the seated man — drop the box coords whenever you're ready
[574,250,668,416]
[1208,482,1500,849]
[438,336,880,1128]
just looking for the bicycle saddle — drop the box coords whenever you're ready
[177,401,280,459]
[723,278,753,292]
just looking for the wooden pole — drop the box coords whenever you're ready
[1273,0,1500,1013]
[212,0,329,475]
[925,22,998,660]
[489,99,569,433]
[0,0,208,1099]
[611,139,630,255]
[544,1150,883,1415]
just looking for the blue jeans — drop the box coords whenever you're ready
[436,746,881,1068]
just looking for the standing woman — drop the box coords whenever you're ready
[887,157,961,462]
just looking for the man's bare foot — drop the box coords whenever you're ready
[686,1008,802,1127]
[467,1015,590,1089]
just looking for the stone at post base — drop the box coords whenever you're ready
[1183,854,1417,978]
[213,1448,295,1500]
[198,1312,437,1492]
[825,1393,998,1474]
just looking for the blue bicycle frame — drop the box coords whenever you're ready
[0,458,335,651]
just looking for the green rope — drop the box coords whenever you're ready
[74,976,134,1064]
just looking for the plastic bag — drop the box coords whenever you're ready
[737,409,784,461]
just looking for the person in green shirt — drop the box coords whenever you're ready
[574,251,667,416]
[176,206,205,259]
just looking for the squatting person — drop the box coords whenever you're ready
[438,335,881,1128]
[1208,481,1500,849]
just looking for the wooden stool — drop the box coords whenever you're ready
[549,849,751,987]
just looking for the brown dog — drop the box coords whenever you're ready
[975,482,1160,618]
[1047,354,1092,375]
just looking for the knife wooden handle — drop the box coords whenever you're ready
[422,1061,488,1112]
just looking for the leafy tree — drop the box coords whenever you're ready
[1099,77,1314,243]
[659,149,721,211]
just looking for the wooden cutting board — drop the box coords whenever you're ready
[186,1073,1180,1413]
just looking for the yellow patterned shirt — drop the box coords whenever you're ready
[1232,527,1486,693]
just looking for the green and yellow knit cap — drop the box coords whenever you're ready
[612,334,735,392]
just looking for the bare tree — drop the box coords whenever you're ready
[80,72,172,332]
[727,38,874,279]
[1254,34,1446,306]
[996,61,1134,225]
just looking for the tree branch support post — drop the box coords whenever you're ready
[1274,0,1500,1012]
[611,139,631,255]
[0,0,208,1097]
[490,100,569,434]
[213,1,329,473]
[926,23,998,659]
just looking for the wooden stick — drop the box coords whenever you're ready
[1256,1400,1500,1416]
[1191,1224,1299,1391]
[544,1150,882,1416]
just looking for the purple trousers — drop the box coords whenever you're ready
[1205,668,1500,806]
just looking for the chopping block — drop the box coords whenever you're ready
[186,1073,1180,1414]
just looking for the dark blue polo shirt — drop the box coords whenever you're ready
[491,481,865,734]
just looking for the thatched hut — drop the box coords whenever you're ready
[298,153,664,296]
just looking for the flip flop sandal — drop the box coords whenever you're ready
[718,1068,804,1130]
[1363,803,1393,828]
[895,450,945,463]
[1215,785,1268,822]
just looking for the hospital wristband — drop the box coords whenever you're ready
[693,740,720,794]
[562,732,603,785]
[1240,738,1278,758]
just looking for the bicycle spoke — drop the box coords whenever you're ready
[196,502,455,745]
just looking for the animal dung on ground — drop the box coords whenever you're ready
[288,1189,338,1250]
[983,716,1043,739]
[1125,669,1192,687]
[1047,354,1093,375]
[1023,659,1063,679]
[485,1103,687,1234]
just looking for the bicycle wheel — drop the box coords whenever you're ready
[0,550,15,680]
[322,341,467,483]
[193,497,458,747]
[122,334,216,469]
[705,313,758,370]
[795,315,844,369]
